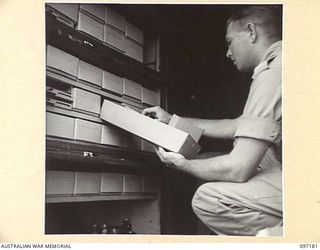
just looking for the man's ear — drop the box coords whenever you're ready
[247,23,257,43]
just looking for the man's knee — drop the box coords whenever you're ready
[192,182,221,215]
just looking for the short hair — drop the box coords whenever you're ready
[227,5,282,40]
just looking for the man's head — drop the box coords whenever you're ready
[225,5,282,72]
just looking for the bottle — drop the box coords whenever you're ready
[101,224,108,234]
[119,217,132,234]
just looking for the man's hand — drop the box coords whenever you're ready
[155,147,186,165]
[142,106,172,124]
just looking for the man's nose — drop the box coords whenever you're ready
[226,47,232,59]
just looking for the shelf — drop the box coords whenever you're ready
[46,193,159,203]
[46,12,165,89]
[46,68,144,109]
[46,137,163,174]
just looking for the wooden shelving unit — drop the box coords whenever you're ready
[45,6,166,234]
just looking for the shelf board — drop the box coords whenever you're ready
[46,12,165,89]
[46,193,159,203]
[46,137,163,173]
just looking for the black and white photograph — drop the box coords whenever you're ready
[44,3,283,236]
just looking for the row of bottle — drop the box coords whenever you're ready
[92,217,136,234]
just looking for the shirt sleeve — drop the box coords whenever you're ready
[235,67,282,144]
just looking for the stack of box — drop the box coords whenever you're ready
[46,4,165,153]
[124,21,144,62]
[46,171,161,196]
[104,7,125,52]
[46,4,159,66]
[77,4,105,42]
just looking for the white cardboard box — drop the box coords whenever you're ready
[46,171,75,195]
[168,115,204,142]
[74,118,102,143]
[101,124,123,147]
[47,3,79,22]
[123,78,142,101]
[141,87,160,106]
[101,172,123,192]
[100,100,201,159]
[125,21,144,45]
[104,25,125,52]
[46,112,75,139]
[124,38,143,62]
[102,71,123,95]
[77,11,104,41]
[46,45,79,77]
[123,174,143,192]
[77,60,103,87]
[74,172,101,194]
[72,88,101,115]
[105,7,125,32]
[80,4,105,22]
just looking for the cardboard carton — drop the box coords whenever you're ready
[100,99,200,158]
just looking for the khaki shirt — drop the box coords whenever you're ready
[235,41,282,169]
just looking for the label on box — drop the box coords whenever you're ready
[80,4,105,22]
[123,78,142,100]
[46,45,79,77]
[77,11,104,41]
[102,71,123,95]
[104,25,125,52]
[124,38,143,62]
[74,118,102,143]
[105,7,125,31]
[46,112,75,139]
[72,88,101,115]
[77,60,103,87]
[125,21,144,45]
[47,3,79,22]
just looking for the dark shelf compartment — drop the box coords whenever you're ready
[46,12,165,89]
[46,137,164,174]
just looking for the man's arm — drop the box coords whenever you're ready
[184,117,239,139]
[156,137,269,182]
[142,106,239,140]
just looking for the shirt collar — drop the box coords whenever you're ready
[252,41,282,79]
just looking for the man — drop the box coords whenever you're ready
[143,5,282,236]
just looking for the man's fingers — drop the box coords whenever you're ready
[142,106,158,115]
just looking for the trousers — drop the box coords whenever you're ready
[192,165,283,236]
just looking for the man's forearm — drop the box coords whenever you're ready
[183,117,239,139]
[173,154,243,182]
